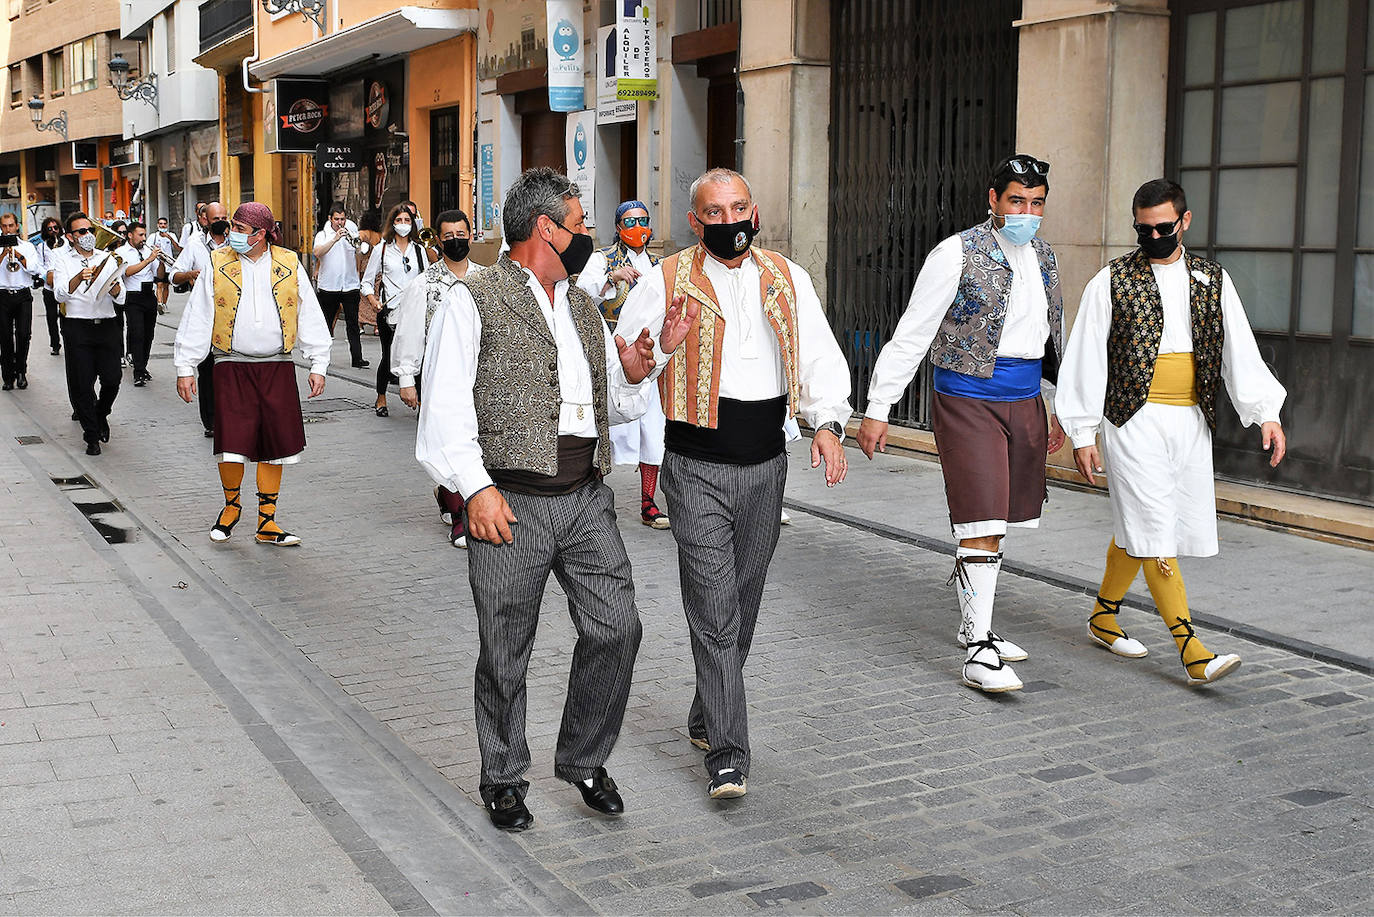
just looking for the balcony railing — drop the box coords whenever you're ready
[199,0,252,54]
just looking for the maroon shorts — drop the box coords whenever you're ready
[931,392,1047,527]
[212,361,307,463]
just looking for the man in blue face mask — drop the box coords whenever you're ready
[855,154,1067,695]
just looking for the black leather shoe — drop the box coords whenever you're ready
[51,347,60,356]
[99,419,110,443]
[486,786,533,832]
[71,411,79,422]
[572,767,624,816]
[16,374,26,390]
[85,442,101,456]
[1,382,11,391]
[352,359,370,368]
[204,428,215,438]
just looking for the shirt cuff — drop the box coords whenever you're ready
[1070,430,1099,450]
[864,401,892,423]
[399,373,416,388]
[457,467,495,501]
[308,360,329,376]
[174,365,195,377]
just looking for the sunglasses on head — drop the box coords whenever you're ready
[1134,219,1180,238]
[620,216,649,228]
[1004,156,1050,177]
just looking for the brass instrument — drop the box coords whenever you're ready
[81,225,127,290]
[417,226,439,248]
[340,229,371,256]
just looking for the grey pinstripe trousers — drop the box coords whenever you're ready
[660,450,787,776]
[467,479,643,804]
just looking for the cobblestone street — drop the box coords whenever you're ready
[1,308,1370,914]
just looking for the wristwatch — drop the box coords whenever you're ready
[817,421,844,441]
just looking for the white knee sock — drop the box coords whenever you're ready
[954,547,1001,655]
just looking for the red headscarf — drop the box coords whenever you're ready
[232,202,279,243]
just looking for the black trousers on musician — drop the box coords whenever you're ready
[0,288,34,384]
[61,315,122,444]
[42,289,61,353]
[318,289,364,365]
[124,288,158,378]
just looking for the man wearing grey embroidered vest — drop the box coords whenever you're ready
[857,154,1067,694]
[416,168,691,832]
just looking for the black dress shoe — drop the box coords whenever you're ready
[486,786,533,832]
[99,420,110,443]
[352,359,370,368]
[72,411,79,422]
[85,442,101,456]
[133,377,146,387]
[51,347,60,356]
[16,374,27,390]
[572,767,624,816]
[1,382,11,391]
[204,428,215,438]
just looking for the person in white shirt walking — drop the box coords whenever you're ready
[856,154,1067,695]
[361,204,426,417]
[35,216,66,357]
[117,222,163,386]
[172,202,231,438]
[173,202,331,547]
[1056,178,1287,685]
[616,168,852,799]
[152,216,182,313]
[312,203,369,369]
[0,211,41,391]
[390,208,482,548]
[576,200,672,530]
[52,212,127,454]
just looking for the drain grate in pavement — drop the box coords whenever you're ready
[303,397,370,413]
[15,435,42,445]
[50,474,135,545]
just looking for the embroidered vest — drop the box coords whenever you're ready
[657,244,800,429]
[418,261,466,337]
[1105,249,1225,431]
[462,254,612,478]
[927,218,1064,380]
[209,246,300,355]
[598,240,660,324]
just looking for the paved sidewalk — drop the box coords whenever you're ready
[0,402,391,914]
[0,295,1368,915]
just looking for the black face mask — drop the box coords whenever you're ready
[697,213,758,261]
[442,238,471,263]
[548,222,593,276]
[209,220,231,237]
[1137,228,1180,260]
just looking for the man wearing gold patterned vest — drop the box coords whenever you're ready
[617,168,853,801]
[1058,179,1287,684]
[174,203,332,548]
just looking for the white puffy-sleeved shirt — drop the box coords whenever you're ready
[392,260,482,388]
[575,246,657,305]
[615,248,853,433]
[415,261,650,499]
[173,246,331,378]
[361,237,426,305]
[52,246,127,317]
[864,227,1055,421]
[1056,250,1287,449]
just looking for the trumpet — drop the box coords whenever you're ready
[340,229,371,256]
[417,227,438,248]
[81,225,127,289]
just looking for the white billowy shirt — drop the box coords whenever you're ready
[392,259,482,388]
[116,243,159,286]
[1056,250,1286,449]
[52,246,127,317]
[173,246,331,378]
[172,233,229,277]
[864,227,1054,421]
[415,261,650,499]
[361,237,426,305]
[615,248,853,433]
[313,221,361,292]
[575,246,656,304]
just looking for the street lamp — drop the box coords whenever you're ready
[27,96,68,141]
[108,52,158,108]
[260,0,325,31]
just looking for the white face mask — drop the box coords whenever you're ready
[76,232,97,252]
[393,223,412,238]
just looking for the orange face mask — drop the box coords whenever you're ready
[619,225,651,248]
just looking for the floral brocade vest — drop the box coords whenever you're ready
[1105,249,1225,431]
[209,245,301,355]
[927,218,1064,380]
[598,240,660,324]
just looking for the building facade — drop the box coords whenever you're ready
[2,0,138,231]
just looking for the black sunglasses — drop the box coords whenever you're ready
[72,227,95,235]
[1004,156,1050,177]
[1134,219,1180,238]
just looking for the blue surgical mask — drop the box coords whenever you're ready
[228,230,252,253]
[997,213,1041,246]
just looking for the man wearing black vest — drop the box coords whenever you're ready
[416,168,690,832]
[1057,178,1287,684]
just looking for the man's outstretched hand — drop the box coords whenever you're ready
[616,327,658,384]
[660,294,699,356]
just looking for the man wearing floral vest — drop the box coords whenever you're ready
[858,154,1067,695]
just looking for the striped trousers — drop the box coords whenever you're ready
[660,450,787,776]
[467,479,643,804]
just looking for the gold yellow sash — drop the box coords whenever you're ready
[1146,353,1197,406]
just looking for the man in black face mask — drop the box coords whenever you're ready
[615,167,853,801]
[1056,178,1288,686]
[390,208,484,547]
[415,168,692,832]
